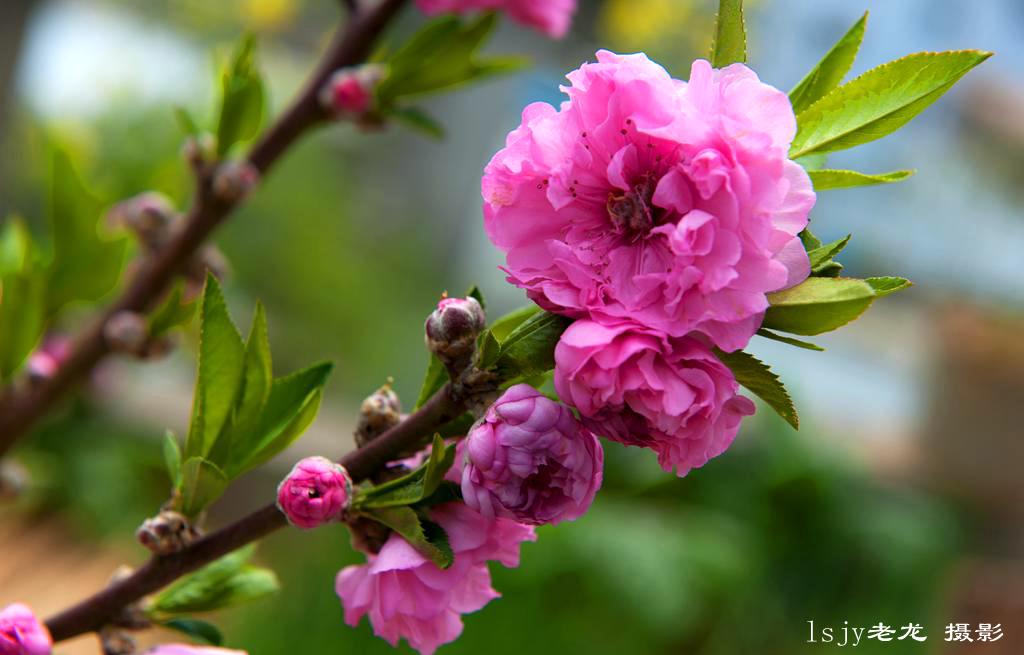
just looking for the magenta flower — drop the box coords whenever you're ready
[416,0,576,39]
[143,647,246,655]
[461,384,602,525]
[276,457,352,529]
[554,320,756,476]
[337,503,535,655]
[0,604,51,655]
[482,52,815,352]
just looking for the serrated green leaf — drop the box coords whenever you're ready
[46,151,127,314]
[186,275,246,460]
[755,328,824,352]
[809,168,915,190]
[477,330,501,370]
[178,456,229,516]
[164,431,183,488]
[226,302,273,447]
[360,506,453,569]
[149,283,196,337]
[415,353,447,410]
[709,0,746,68]
[355,436,455,509]
[715,349,798,429]
[762,276,911,336]
[224,362,332,477]
[807,234,851,276]
[488,304,541,342]
[151,545,277,615]
[791,50,992,158]
[160,618,223,646]
[389,106,445,139]
[492,311,572,377]
[216,34,265,156]
[794,153,828,172]
[790,12,868,114]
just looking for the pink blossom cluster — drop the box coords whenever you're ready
[0,604,51,655]
[482,51,815,474]
[415,0,576,39]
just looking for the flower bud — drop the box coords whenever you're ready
[0,603,52,655]
[424,295,486,376]
[25,336,71,387]
[136,510,198,556]
[103,311,150,357]
[212,161,260,204]
[277,457,352,529]
[320,65,385,119]
[107,192,178,250]
[354,382,402,448]
[461,384,603,525]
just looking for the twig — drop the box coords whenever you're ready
[0,0,409,457]
[45,383,464,642]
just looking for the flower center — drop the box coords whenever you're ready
[607,176,657,237]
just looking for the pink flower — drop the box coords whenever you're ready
[143,647,246,655]
[337,503,535,655]
[416,0,576,39]
[0,604,51,655]
[482,52,815,352]
[554,320,756,476]
[461,384,602,525]
[276,457,352,529]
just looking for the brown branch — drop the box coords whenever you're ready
[45,383,465,643]
[0,0,409,457]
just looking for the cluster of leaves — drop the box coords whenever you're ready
[148,545,279,646]
[164,276,332,517]
[371,13,526,138]
[0,153,127,382]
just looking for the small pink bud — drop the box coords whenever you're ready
[320,65,385,118]
[0,603,52,655]
[25,336,71,385]
[107,192,178,250]
[424,295,486,376]
[212,161,260,203]
[277,457,352,529]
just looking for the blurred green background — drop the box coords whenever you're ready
[2,1,1023,654]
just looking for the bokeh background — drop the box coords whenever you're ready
[2,0,1022,653]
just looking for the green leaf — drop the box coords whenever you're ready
[790,50,992,158]
[150,545,278,615]
[762,276,912,336]
[224,362,332,477]
[0,220,46,380]
[221,302,273,458]
[46,151,127,313]
[488,304,541,342]
[174,106,201,138]
[807,234,851,276]
[789,11,868,114]
[160,618,223,646]
[466,285,486,310]
[415,353,448,410]
[809,168,914,190]
[164,431,183,489]
[186,275,246,460]
[755,328,824,352]
[798,228,822,251]
[359,506,454,569]
[389,107,445,139]
[178,456,229,517]
[356,435,455,509]
[794,152,828,171]
[709,0,746,68]
[149,283,197,337]
[715,349,798,429]
[216,34,265,156]
[492,311,572,378]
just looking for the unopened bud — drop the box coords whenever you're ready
[320,64,385,119]
[354,382,402,448]
[107,192,178,250]
[212,161,260,203]
[425,295,486,376]
[182,133,216,171]
[104,311,150,357]
[277,457,352,529]
[136,510,198,556]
